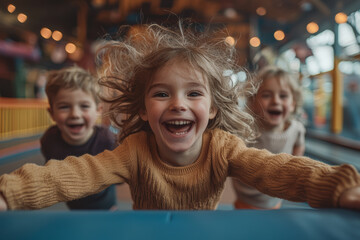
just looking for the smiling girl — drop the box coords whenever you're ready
[232,66,306,209]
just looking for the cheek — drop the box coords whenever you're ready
[258,97,269,106]
[196,102,213,117]
[89,110,100,122]
[52,112,66,121]
[288,101,296,113]
[86,115,98,124]
[142,101,162,121]
[252,101,266,114]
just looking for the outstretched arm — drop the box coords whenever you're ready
[228,141,360,208]
[339,187,360,210]
[292,144,305,156]
[0,145,131,210]
[0,193,8,211]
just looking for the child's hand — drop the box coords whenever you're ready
[339,187,360,210]
[0,193,8,211]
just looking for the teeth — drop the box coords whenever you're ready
[167,120,191,125]
[175,131,187,136]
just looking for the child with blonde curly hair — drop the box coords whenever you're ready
[0,23,359,210]
[232,66,306,209]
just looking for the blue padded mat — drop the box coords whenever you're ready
[1,209,359,240]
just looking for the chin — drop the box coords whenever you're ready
[167,145,192,153]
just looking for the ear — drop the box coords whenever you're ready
[139,108,148,121]
[209,107,218,119]
[96,103,104,116]
[47,107,55,121]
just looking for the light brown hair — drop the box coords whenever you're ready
[97,22,257,143]
[45,66,100,108]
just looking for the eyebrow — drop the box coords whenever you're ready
[54,99,92,105]
[147,82,209,93]
[187,82,208,90]
[147,83,167,93]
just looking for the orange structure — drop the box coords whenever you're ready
[0,97,52,140]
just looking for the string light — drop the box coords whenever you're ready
[249,37,261,47]
[256,7,266,16]
[306,22,319,34]
[52,31,63,41]
[225,36,235,46]
[335,12,347,24]
[17,13,27,23]
[40,27,52,39]
[7,4,16,13]
[65,43,77,54]
[274,30,285,41]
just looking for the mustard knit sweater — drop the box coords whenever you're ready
[0,128,359,210]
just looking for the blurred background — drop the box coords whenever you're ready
[0,0,359,209]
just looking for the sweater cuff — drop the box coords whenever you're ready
[0,175,13,210]
[308,164,360,208]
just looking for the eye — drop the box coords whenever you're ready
[153,92,168,98]
[280,93,289,99]
[188,91,202,97]
[57,105,69,110]
[260,92,271,98]
[81,104,91,109]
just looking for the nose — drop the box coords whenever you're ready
[169,96,186,112]
[70,106,81,118]
[272,95,281,104]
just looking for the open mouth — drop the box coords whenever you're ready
[267,110,282,117]
[164,120,194,136]
[67,123,85,132]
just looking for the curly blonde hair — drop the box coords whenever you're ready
[97,22,257,143]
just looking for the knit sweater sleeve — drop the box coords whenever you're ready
[216,130,360,208]
[0,138,133,210]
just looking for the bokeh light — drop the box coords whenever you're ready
[7,4,16,13]
[65,43,77,54]
[335,12,347,24]
[256,7,266,16]
[274,30,285,41]
[249,37,261,47]
[225,36,235,46]
[52,31,63,41]
[306,22,319,34]
[17,13,27,23]
[40,27,52,39]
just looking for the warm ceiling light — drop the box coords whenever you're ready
[52,31,63,41]
[274,30,285,41]
[40,27,52,39]
[249,37,261,47]
[256,7,266,16]
[335,12,347,24]
[17,13,27,23]
[65,43,77,54]
[7,4,16,13]
[306,22,319,34]
[225,36,235,46]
